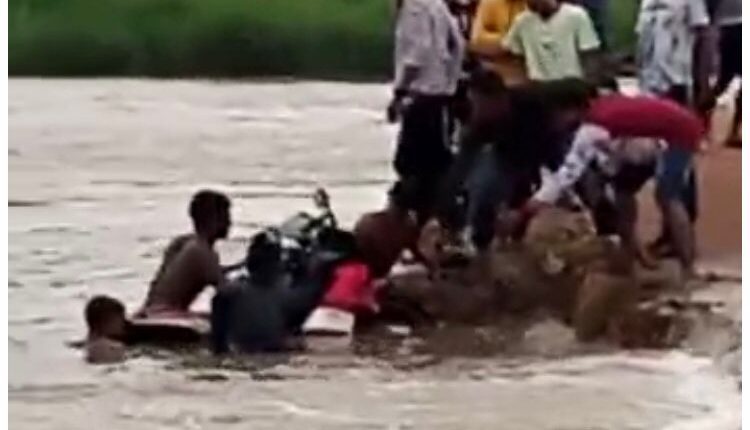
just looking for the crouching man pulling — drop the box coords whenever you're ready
[508,92,705,280]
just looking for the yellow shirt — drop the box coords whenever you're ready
[469,0,527,86]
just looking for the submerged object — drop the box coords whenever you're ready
[128,316,210,344]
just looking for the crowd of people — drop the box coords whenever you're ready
[82,0,741,363]
[388,0,740,269]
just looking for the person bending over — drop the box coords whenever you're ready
[139,190,232,317]
[443,69,592,251]
[509,93,705,279]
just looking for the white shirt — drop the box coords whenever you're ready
[394,0,466,95]
[635,0,710,94]
[534,124,664,204]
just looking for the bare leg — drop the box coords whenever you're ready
[615,191,657,270]
[658,198,695,279]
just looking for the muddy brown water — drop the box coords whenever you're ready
[9,79,740,429]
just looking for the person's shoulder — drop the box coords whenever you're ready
[512,9,535,25]
[165,233,193,251]
[180,237,218,262]
[559,3,590,20]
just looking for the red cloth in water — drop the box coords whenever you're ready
[321,262,378,314]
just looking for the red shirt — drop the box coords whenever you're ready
[586,95,705,151]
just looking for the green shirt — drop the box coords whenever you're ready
[503,4,600,81]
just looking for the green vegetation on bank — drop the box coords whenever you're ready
[609,0,639,55]
[9,0,394,79]
[10,0,639,79]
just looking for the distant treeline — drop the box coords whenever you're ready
[9,0,639,79]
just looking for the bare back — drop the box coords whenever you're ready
[142,235,222,314]
[353,210,419,278]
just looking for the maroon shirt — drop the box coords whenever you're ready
[586,94,705,151]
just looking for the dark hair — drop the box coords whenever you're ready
[189,190,230,229]
[85,295,125,332]
[539,78,595,111]
[318,229,359,259]
[245,231,282,273]
[468,66,507,96]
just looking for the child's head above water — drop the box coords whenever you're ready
[189,190,232,240]
[85,295,127,340]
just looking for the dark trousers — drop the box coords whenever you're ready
[465,148,538,249]
[394,95,454,224]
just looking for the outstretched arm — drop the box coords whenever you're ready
[496,125,610,239]
[532,124,609,206]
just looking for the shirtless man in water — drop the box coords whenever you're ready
[138,190,232,317]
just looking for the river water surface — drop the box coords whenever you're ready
[9,79,741,429]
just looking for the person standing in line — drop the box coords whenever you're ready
[388,0,466,225]
[469,0,529,86]
[501,0,603,82]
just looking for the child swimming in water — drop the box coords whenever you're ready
[138,190,232,317]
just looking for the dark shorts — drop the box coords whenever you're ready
[611,162,655,195]
[579,162,655,236]
[465,148,538,249]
